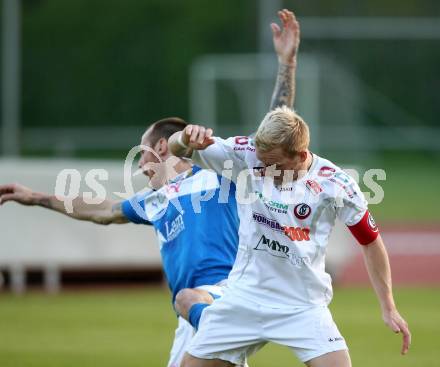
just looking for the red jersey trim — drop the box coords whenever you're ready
[347,210,379,245]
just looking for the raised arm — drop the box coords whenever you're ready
[361,235,411,355]
[270,9,300,110]
[0,183,128,225]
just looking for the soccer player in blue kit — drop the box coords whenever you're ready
[0,9,300,367]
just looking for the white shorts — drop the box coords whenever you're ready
[167,284,226,367]
[187,291,348,365]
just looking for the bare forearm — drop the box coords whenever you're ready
[270,61,296,110]
[362,235,412,354]
[32,193,125,225]
[362,236,396,312]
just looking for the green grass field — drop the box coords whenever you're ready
[0,287,438,367]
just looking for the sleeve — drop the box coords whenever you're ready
[334,171,379,245]
[121,192,152,225]
[191,136,249,183]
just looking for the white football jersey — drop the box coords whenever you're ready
[193,136,371,308]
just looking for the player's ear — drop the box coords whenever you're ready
[298,150,308,162]
[156,137,169,157]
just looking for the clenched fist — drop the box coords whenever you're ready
[180,125,215,150]
[0,183,38,206]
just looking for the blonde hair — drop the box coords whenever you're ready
[255,106,310,156]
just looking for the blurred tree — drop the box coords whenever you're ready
[21,0,256,128]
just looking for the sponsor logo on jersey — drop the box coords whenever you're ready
[294,203,311,220]
[150,193,167,212]
[318,166,336,178]
[367,212,378,232]
[328,337,344,342]
[329,178,357,199]
[255,191,288,214]
[279,186,294,192]
[146,192,168,219]
[283,226,311,241]
[234,136,255,152]
[164,214,185,242]
[334,171,351,184]
[254,235,290,258]
[166,181,182,194]
[252,212,284,232]
[157,194,167,203]
[252,212,311,242]
[254,235,310,266]
[305,180,323,195]
[235,136,248,145]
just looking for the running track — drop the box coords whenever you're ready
[338,225,440,285]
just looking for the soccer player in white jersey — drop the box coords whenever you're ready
[169,110,412,365]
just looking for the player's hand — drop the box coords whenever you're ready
[382,308,411,355]
[271,9,300,66]
[0,183,36,206]
[181,125,215,150]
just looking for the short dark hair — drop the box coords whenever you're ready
[147,117,187,146]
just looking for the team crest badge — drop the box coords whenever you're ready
[294,203,311,220]
[368,213,378,232]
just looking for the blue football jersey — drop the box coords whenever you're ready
[121,166,239,302]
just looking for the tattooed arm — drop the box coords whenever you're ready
[270,63,296,110]
[0,183,128,225]
[270,9,300,110]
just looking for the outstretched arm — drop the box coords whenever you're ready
[0,183,128,225]
[270,9,300,110]
[362,235,411,355]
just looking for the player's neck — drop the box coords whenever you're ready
[297,151,313,174]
